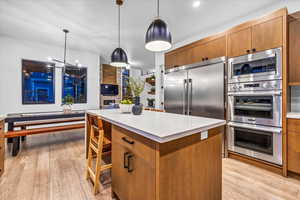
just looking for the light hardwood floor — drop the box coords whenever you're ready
[0,130,300,200]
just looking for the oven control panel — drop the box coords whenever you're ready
[228,80,282,92]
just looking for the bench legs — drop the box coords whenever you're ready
[12,137,20,157]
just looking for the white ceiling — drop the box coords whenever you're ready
[0,0,282,69]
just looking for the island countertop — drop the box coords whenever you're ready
[86,109,226,143]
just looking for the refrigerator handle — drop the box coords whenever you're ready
[188,79,192,115]
[183,79,187,115]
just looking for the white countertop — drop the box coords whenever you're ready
[87,109,226,143]
[287,112,300,119]
[0,114,6,121]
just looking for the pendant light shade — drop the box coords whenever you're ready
[145,0,172,52]
[111,47,128,67]
[110,0,128,67]
[145,19,172,52]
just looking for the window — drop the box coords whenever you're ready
[62,66,87,104]
[22,59,55,104]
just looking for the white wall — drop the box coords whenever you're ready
[0,36,100,115]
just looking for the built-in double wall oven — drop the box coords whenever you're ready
[227,48,283,165]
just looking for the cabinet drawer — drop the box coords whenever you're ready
[112,125,156,166]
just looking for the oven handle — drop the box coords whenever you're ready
[228,91,282,96]
[227,122,282,134]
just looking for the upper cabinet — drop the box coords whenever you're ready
[289,14,300,85]
[227,28,252,57]
[165,8,286,69]
[228,17,283,58]
[252,17,283,52]
[102,64,117,84]
[165,35,226,69]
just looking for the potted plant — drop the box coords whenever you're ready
[62,94,74,113]
[128,77,145,115]
[119,99,133,113]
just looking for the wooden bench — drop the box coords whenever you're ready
[5,117,85,156]
[5,123,85,138]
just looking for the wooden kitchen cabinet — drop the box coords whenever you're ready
[252,17,283,52]
[227,28,252,57]
[165,52,177,69]
[0,120,4,178]
[288,119,300,174]
[165,35,226,70]
[289,15,300,85]
[102,64,117,84]
[112,125,156,200]
[227,16,283,58]
[112,124,223,200]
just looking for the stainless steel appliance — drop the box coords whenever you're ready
[227,122,282,165]
[228,47,282,83]
[164,57,225,119]
[227,48,283,165]
[228,80,282,127]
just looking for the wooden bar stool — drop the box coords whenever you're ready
[86,114,112,194]
[145,108,165,112]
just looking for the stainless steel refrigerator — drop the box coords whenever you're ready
[164,57,226,120]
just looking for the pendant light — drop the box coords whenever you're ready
[111,0,128,67]
[48,29,82,68]
[145,0,172,52]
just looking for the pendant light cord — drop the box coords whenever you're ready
[118,5,120,48]
[157,0,160,18]
[64,31,67,64]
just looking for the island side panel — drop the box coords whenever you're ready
[158,126,224,200]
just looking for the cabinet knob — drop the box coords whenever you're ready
[252,48,256,52]
[246,50,250,54]
[122,137,135,145]
[205,57,208,60]
[202,58,205,61]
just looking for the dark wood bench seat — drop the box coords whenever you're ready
[5,123,85,138]
[13,117,85,128]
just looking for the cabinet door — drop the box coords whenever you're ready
[129,153,156,200]
[176,48,193,67]
[102,64,117,84]
[289,18,300,85]
[252,17,283,52]
[205,36,226,59]
[288,119,300,174]
[165,52,177,69]
[112,141,131,200]
[192,43,206,63]
[228,28,252,57]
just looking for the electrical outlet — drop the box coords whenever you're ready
[200,131,208,140]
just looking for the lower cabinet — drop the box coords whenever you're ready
[112,125,223,200]
[112,125,156,200]
[0,120,4,177]
[288,119,300,174]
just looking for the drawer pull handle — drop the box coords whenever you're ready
[128,154,134,173]
[122,137,134,145]
[124,152,130,169]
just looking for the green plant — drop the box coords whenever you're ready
[128,77,145,97]
[120,99,133,104]
[62,94,74,105]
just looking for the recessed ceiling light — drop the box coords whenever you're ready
[193,1,201,8]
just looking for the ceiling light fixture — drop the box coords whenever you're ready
[48,29,82,68]
[193,1,201,8]
[145,0,172,52]
[110,0,128,68]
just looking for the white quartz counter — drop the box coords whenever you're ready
[0,115,6,121]
[87,109,226,143]
[287,112,300,119]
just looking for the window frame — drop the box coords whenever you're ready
[21,59,56,105]
[62,66,88,104]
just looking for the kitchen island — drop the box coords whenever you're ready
[86,109,226,200]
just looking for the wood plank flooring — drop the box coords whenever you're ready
[0,130,300,200]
